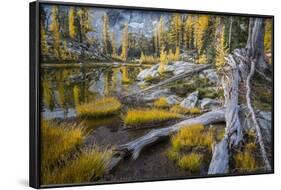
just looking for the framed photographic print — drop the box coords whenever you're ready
[29,0,274,188]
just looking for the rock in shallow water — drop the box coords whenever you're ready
[136,64,159,81]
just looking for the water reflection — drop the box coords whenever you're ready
[41,65,141,120]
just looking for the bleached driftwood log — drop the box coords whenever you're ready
[208,55,243,174]
[124,64,211,98]
[208,17,272,174]
[107,108,225,172]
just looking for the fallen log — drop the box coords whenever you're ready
[107,108,225,172]
[123,64,211,98]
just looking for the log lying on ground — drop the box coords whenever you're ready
[107,108,225,172]
[123,64,211,98]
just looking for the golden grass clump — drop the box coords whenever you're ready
[154,97,170,108]
[170,105,201,115]
[233,142,259,172]
[167,124,215,172]
[76,97,121,118]
[178,153,203,172]
[41,121,112,185]
[124,108,181,126]
[171,124,213,151]
[43,147,112,184]
[41,121,84,170]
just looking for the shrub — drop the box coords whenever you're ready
[178,153,203,172]
[43,147,112,184]
[77,97,121,118]
[124,108,181,126]
[139,52,158,64]
[154,97,170,108]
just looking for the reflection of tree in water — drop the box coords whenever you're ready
[41,66,140,113]
[42,81,55,111]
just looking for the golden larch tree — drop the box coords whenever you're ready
[121,23,129,61]
[264,19,272,53]
[50,6,61,60]
[215,17,228,68]
[69,7,76,39]
[194,15,209,64]
[184,15,194,49]
[169,13,183,48]
[40,23,48,56]
[102,13,111,55]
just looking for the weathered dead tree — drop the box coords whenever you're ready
[208,55,243,174]
[209,18,272,174]
[107,108,225,172]
[123,64,211,98]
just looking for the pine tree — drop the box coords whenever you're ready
[215,18,228,68]
[69,7,76,39]
[121,23,129,61]
[194,15,209,64]
[168,13,183,49]
[50,6,61,60]
[102,13,111,54]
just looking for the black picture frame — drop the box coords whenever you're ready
[30,1,274,188]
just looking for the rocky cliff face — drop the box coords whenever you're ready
[91,8,171,47]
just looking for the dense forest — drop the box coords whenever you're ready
[40,4,273,186]
[40,5,272,65]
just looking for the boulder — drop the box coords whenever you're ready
[166,95,182,105]
[143,89,170,101]
[136,64,159,81]
[180,91,199,108]
[200,98,221,110]
[202,69,219,84]
[173,61,197,75]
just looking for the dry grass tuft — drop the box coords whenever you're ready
[41,121,84,170]
[76,97,121,118]
[167,124,215,172]
[124,108,181,127]
[233,142,259,172]
[41,121,112,185]
[171,124,213,151]
[43,147,112,184]
[178,153,203,172]
[154,97,170,108]
[170,105,201,115]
